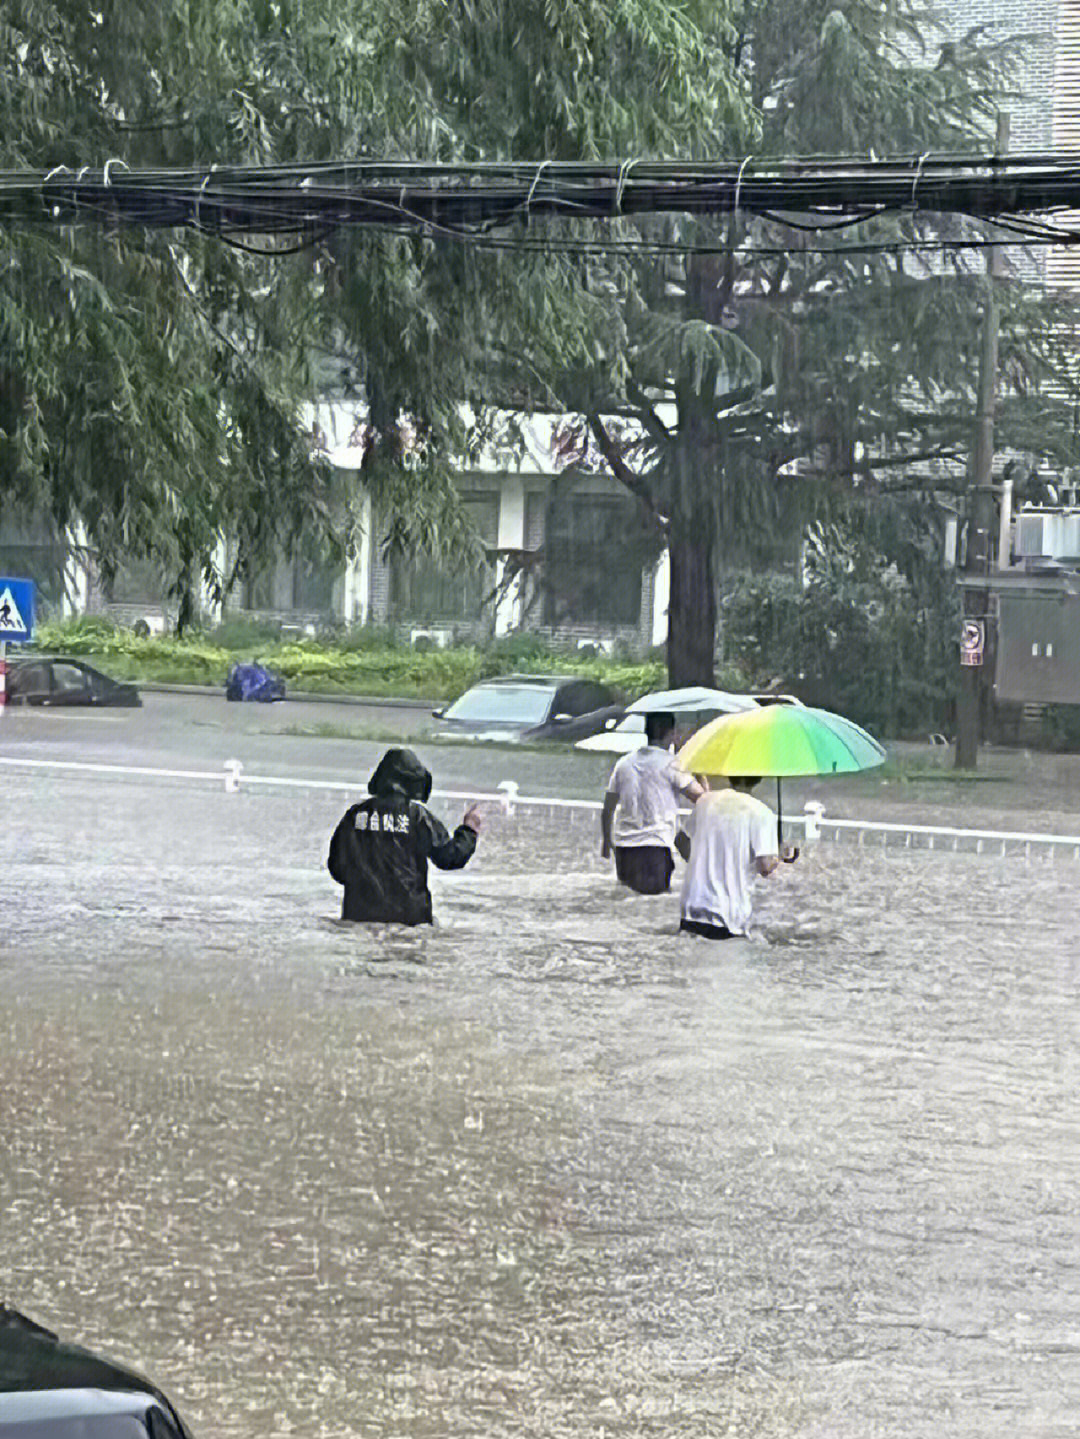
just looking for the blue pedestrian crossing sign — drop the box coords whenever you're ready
[0,577,35,643]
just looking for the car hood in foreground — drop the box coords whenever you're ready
[0,1309,191,1437]
[0,1387,179,1432]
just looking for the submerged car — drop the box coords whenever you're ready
[433,674,621,743]
[576,687,759,755]
[0,1307,192,1437]
[5,657,141,708]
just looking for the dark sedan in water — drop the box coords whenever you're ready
[5,657,141,708]
[0,1308,192,1437]
[433,674,622,743]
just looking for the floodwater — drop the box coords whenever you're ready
[3,763,1080,1438]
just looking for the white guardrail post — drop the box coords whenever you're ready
[497,780,519,817]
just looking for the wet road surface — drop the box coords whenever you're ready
[2,713,1080,1436]
[6,689,1080,825]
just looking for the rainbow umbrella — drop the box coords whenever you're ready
[677,705,886,838]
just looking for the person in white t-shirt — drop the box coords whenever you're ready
[601,712,704,894]
[675,776,797,938]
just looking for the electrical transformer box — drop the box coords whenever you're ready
[995,591,1080,704]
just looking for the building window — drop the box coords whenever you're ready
[105,555,168,606]
[543,492,643,628]
[242,565,277,613]
[240,532,338,615]
[389,493,499,623]
[292,534,337,613]
[0,517,67,610]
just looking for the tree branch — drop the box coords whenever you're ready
[625,376,674,450]
[586,411,667,530]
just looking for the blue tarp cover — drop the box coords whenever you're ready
[225,662,286,703]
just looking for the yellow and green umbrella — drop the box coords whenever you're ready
[677,704,886,837]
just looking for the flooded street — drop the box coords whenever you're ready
[3,713,1080,1436]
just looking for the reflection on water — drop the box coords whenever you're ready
[2,772,1080,1437]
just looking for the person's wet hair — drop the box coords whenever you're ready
[730,775,762,791]
[644,711,677,746]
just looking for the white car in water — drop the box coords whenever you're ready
[576,712,660,754]
[575,686,769,755]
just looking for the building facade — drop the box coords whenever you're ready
[2,405,671,652]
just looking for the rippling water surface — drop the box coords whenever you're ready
[3,769,1080,1437]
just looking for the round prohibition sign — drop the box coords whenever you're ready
[960,619,984,662]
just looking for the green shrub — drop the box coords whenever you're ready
[211,617,283,649]
[329,624,403,653]
[482,631,562,667]
[719,575,957,738]
[38,615,121,645]
[1042,705,1080,753]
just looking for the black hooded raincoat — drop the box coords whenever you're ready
[327,749,478,925]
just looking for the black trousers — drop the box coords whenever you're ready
[614,846,675,895]
[680,917,736,940]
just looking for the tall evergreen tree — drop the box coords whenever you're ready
[490,0,1049,684]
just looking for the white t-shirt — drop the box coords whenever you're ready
[681,788,778,935]
[607,746,696,849]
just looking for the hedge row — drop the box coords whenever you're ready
[31,619,668,701]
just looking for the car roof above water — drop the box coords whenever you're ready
[0,1387,166,1425]
[471,674,579,687]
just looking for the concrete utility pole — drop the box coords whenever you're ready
[955,112,1010,771]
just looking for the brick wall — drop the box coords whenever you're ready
[939,0,1058,156]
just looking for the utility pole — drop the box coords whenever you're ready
[955,112,1009,770]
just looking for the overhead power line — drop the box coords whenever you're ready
[5,153,1080,248]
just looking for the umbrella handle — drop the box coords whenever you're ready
[775,779,798,860]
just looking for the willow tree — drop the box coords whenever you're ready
[0,0,347,621]
[514,0,1034,685]
[1,0,755,626]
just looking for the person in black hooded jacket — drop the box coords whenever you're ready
[327,748,482,925]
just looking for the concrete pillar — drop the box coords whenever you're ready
[272,555,293,611]
[62,522,91,618]
[997,476,1014,571]
[494,477,526,636]
[651,548,670,648]
[341,492,372,626]
[199,536,227,624]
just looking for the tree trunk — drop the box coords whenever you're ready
[667,519,717,688]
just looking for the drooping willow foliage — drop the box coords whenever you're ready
[3,0,1079,685]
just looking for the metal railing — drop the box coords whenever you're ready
[3,755,1080,858]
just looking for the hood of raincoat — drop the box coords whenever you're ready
[368,748,433,804]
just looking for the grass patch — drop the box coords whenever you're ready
[276,721,431,744]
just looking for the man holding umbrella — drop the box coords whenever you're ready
[601,711,705,894]
[674,703,886,938]
[675,777,796,939]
